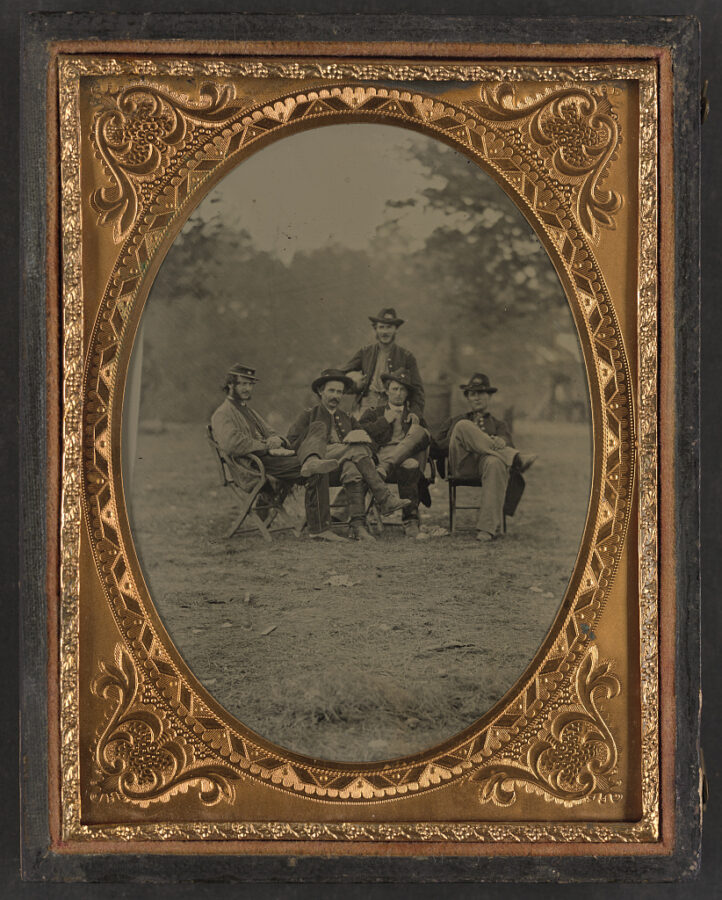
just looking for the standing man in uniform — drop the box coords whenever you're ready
[341,307,425,417]
[433,373,537,543]
[287,369,410,541]
[210,363,344,541]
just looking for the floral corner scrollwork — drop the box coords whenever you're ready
[91,644,239,808]
[461,83,622,241]
[90,82,243,241]
[470,646,622,807]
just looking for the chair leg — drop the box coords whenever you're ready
[449,483,455,534]
[272,505,300,535]
[226,509,249,539]
[251,512,273,543]
[226,478,265,538]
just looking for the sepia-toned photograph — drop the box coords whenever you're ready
[123,120,592,762]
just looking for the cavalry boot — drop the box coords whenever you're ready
[403,517,420,538]
[300,455,339,477]
[514,453,538,473]
[354,456,411,516]
[398,469,420,535]
[346,481,375,541]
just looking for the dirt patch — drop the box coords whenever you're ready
[128,420,590,762]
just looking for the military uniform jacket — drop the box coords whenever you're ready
[210,396,284,491]
[432,411,514,455]
[341,342,425,417]
[287,403,390,452]
[359,404,431,453]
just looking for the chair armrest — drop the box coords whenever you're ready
[240,453,267,481]
[222,451,267,487]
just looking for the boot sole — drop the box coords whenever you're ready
[301,459,340,477]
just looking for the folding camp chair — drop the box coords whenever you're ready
[206,426,300,541]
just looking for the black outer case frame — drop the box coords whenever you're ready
[19,12,701,884]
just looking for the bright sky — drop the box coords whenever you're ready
[185,123,481,263]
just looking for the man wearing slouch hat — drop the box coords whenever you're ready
[340,307,425,417]
[433,372,537,543]
[287,369,410,542]
[359,368,431,538]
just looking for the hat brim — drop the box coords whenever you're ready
[228,373,259,382]
[369,316,404,327]
[381,372,413,390]
[460,383,497,394]
[312,374,355,394]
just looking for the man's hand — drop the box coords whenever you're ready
[266,435,284,450]
[490,435,507,450]
[347,371,364,388]
[407,412,420,426]
[268,447,295,457]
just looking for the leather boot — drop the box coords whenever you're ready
[354,456,411,516]
[345,481,375,541]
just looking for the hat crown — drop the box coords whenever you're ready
[460,372,497,393]
[381,367,411,387]
[311,368,354,394]
[227,363,257,379]
[468,373,490,388]
[369,307,404,326]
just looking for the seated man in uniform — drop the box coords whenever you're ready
[287,369,410,542]
[210,363,344,541]
[433,372,537,543]
[340,307,425,417]
[359,369,430,538]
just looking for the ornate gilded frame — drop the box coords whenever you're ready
[21,12,702,884]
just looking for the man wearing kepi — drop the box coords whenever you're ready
[359,369,430,538]
[210,363,343,540]
[287,369,410,541]
[433,373,537,543]
[341,307,425,417]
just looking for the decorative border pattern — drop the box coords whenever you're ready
[59,57,658,843]
[85,81,633,802]
[636,65,660,836]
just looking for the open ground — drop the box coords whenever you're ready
[128,419,590,762]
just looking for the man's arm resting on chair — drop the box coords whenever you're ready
[210,404,270,458]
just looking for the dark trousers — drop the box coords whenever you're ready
[258,421,331,533]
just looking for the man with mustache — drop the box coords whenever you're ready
[341,307,425,417]
[287,369,410,541]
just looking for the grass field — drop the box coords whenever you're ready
[128,419,590,762]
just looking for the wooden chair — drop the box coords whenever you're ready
[206,426,300,541]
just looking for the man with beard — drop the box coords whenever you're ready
[287,369,410,541]
[210,363,344,541]
[433,372,537,543]
[359,369,430,538]
[341,307,425,417]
